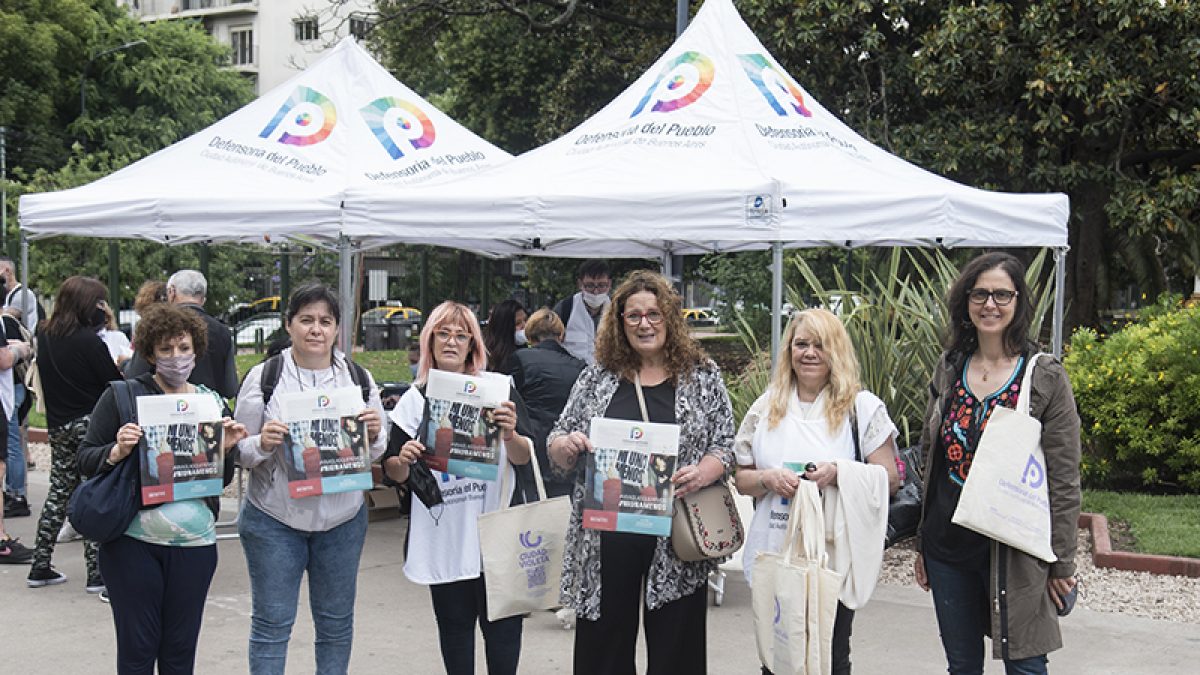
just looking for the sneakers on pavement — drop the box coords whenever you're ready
[99,588,111,604]
[27,566,68,587]
[4,494,31,518]
[86,572,106,594]
[57,520,82,543]
[0,536,34,564]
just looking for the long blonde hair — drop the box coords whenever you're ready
[766,308,861,433]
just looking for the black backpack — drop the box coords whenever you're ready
[257,353,371,405]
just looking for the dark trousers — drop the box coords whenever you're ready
[428,575,523,675]
[574,531,708,675]
[761,602,855,675]
[99,536,217,675]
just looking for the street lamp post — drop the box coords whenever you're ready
[79,38,146,311]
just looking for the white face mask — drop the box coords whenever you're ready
[581,291,610,309]
[514,329,527,346]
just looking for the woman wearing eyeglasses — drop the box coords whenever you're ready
[547,270,735,675]
[380,300,533,675]
[914,253,1081,675]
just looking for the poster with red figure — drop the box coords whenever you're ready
[137,393,224,505]
[582,418,679,536]
[418,369,511,481]
[276,386,370,498]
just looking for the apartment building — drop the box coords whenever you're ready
[119,0,376,94]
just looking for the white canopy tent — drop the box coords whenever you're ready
[344,0,1070,354]
[18,38,512,348]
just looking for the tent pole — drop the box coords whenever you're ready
[1053,247,1067,358]
[771,242,783,369]
[662,247,672,279]
[676,0,688,36]
[19,230,28,297]
[339,235,353,354]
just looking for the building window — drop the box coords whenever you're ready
[231,27,254,65]
[349,15,375,40]
[294,17,319,42]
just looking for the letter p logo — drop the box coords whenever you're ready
[260,86,338,147]
[1021,454,1046,489]
[360,96,437,159]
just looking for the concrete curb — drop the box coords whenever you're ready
[1079,512,1200,578]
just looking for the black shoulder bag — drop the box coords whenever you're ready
[68,380,145,544]
[850,407,924,548]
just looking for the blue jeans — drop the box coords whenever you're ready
[924,553,1049,675]
[5,383,25,496]
[239,501,368,675]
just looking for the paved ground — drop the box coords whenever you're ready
[4,470,1198,674]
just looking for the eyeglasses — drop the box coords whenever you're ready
[434,330,471,345]
[622,311,664,327]
[968,289,1018,306]
[582,282,611,293]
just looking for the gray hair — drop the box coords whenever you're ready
[167,269,207,299]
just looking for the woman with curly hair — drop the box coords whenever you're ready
[547,270,735,675]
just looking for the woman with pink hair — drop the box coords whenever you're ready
[381,300,534,675]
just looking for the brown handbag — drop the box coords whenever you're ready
[631,374,744,561]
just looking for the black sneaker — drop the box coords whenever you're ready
[86,573,105,594]
[3,494,30,518]
[0,536,33,564]
[27,566,67,587]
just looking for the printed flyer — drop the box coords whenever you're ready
[137,393,224,505]
[582,418,680,536]
[276,386,371,498]
[418,369,511,480]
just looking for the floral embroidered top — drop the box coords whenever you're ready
[923,354,1025,563]
[547,360,735,621]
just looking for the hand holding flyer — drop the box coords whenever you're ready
[136,393,225,505]
[419,369,511,481]
[276,386,372,498]
[583,418,680,536]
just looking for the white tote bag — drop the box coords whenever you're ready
[478,449,573,621]
[752,481,843,675]
[952,353,1057,563]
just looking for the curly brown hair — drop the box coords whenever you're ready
[133,303,208,360]
[595,270,705,380]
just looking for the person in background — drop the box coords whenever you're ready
[553,260,612,364]
[2,311,32,520]
[127,280,168,343]
[505,308,584,498]
[734,308,900,675]
[1,255,37,520]
[547,270,735,675]
[0,255,40,334]
[483,299,528,374]
[914,252,1081,675]
[126,271,237,398]
[234,282,386,675]
[381,300,533,675]
[0,337,34,563]
[78,303,247,670]
[26,276,124,591]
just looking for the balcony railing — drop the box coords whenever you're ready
[126,0,258,20]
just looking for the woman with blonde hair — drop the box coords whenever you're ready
[547,270,735,674]
[381,300,533,675]
[734,308,900,675]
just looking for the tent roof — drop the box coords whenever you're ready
[19,39,511,246]
[344,0,1068,257]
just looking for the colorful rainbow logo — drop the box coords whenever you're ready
[737,54,812,118]
[629,426,644,440]
[630,51,716,117]
[176,400,189,413]
[360,96,437,160]
[260,85,338,146]
[463,381,477,394]
[316,395,331,408]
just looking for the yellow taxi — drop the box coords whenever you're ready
[361,305,423,322]
[681,308,717,326]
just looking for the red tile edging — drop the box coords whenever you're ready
[29,427,47,444]
[1079,512,1200,578]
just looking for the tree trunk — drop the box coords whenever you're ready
[1066,180,1109,329]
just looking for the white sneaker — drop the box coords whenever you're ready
[555,607,576,630]
[57,521,82,543]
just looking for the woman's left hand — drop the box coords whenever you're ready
[358,408,382,442]
[1047,576,1076,610]
[491,401,519,440]
[672,463,710,498]
[804,461,838,489]
[221,417,249,450]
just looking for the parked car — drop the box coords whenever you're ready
[223,296,282,327]
[682,307,718,327]
[361,305,423,323]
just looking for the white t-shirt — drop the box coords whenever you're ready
[390,385,517,585]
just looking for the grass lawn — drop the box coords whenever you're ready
[1083,490,1200,558]
[26,350,413,429]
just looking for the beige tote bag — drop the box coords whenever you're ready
[752,480,843,675]
[952,353,1057,562]
[478,448,573,621]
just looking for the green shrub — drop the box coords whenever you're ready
[1065,296,1200,492]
